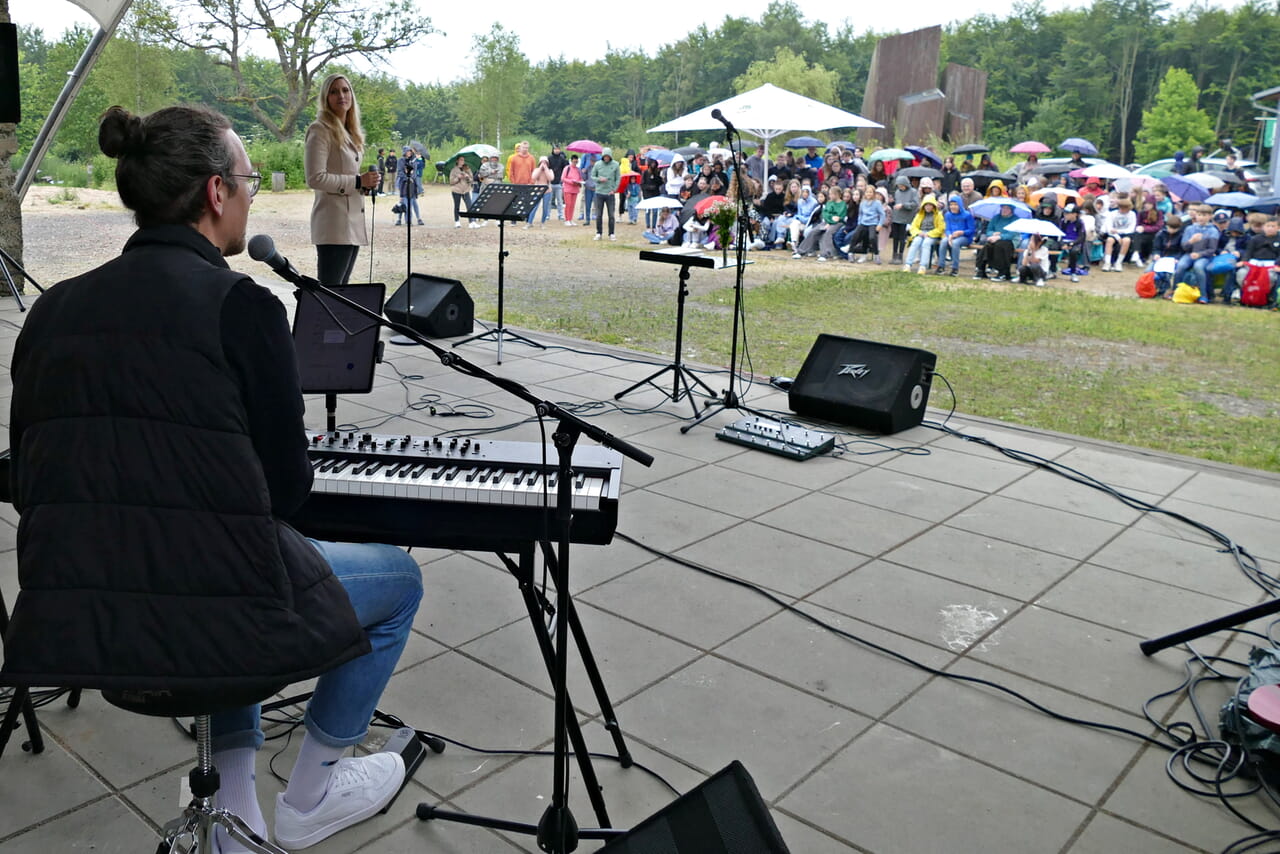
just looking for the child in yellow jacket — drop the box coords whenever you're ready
[904,195,946,273]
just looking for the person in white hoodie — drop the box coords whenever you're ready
[1103,197,1137,272]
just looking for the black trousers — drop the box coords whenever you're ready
[316,244,360,286]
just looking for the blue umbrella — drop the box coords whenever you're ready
[1203,191,1260,209]
[1161,174,1210,203]
[906,145,941,167]
[827,140,856,151]
[785,136,825,148]
[646,149,675,166]
[1243,195,1280,213]
[1059,137,1098,155]
[968,198,1033,220]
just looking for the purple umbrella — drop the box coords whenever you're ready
[1059,137,1098,155]
[906,145,942,167]
[1161,174,1210,203]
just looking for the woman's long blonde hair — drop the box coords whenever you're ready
[315,73,365,151]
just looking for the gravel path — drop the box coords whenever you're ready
[18,185,1138,307]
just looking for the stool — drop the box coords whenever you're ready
[103,685,287,854]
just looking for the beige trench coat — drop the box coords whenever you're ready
[304,122,368,246]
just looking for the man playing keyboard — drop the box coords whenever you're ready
[3,104,422,852]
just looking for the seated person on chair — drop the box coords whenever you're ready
[1,104,424,852]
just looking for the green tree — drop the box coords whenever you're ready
[93,8,178,115]
[138,0,434,141]
[1133,67,1214,162]
[733,47,838,103]
[455,24,529,150]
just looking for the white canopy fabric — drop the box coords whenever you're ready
[648,83,882,184]
[68,0,131,31]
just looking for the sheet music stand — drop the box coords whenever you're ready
[615,250,718,415]
[454,182,548,364]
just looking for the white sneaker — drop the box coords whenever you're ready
[592,234,601,241]
[1035,278,1045,287]
[454,221,461,229]
[274,753,405,850]
[609,234,616,241]
[902,264,911,272]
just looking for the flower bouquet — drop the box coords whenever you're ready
[704,199,737,261]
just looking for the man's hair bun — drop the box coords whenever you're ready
[98,106,146,158]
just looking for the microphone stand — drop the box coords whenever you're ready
[680,119,765,434]
[253,243,652,853]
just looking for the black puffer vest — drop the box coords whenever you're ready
[3,226,369,692]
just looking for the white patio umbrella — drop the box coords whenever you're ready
[1080,163,1133,181]
[648,83,882,184]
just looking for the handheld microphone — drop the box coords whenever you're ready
[248,234,305,286]
[710,108,735,140]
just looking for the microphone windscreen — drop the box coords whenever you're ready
[248,234,275,262]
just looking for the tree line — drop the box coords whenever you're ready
[13,0,1279,174]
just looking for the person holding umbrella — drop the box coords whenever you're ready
[303,73,379,285]
[561,154,583,226]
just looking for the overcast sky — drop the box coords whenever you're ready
[10,0,1242,88]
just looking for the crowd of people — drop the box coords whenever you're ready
[351,91,1276,310]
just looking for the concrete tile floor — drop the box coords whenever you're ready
[3,282,1280,853]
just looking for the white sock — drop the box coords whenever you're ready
[283,735,346,813]
[213,747,267,853]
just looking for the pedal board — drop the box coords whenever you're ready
[716,416,835,461]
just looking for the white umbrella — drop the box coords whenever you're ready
[1005,218,1064,239]
[1080,163,1132,181]
[648,83,882,184]
[1185,172,1226,190]
[636,197,684,210]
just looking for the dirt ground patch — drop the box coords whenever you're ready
[17,184,1144,302]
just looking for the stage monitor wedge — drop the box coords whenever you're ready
[599,761,790,853]
[385,274,474,339]
[789,334,936,434]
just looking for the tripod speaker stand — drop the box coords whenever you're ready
[453,182,548,363]
[0,246,47,312]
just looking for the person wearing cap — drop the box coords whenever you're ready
[1174,205,1222,298]
[590,147,621,241]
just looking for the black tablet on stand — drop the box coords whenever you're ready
[292,283,386,433]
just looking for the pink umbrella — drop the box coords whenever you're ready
[1010,140,1051,154]
[566,139,602,154]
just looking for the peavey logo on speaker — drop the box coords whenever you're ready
[836,363,870,380]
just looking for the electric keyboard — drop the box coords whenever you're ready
[0,432,624,551]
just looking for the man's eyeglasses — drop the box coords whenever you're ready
[229,173,262,197]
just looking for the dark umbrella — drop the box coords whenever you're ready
[906,146,941,167]
[1059,137,1098,155]
[1031,162,1076,175]
[679,192,712,226]
[674,145,704,158]
[952,143,990,155]
[1206,170,1247,186]
[965,170,1018,191]
[896,165,943,179]
[785,136,825,148]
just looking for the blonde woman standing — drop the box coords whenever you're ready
[305,73,378,284]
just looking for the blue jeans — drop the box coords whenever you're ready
[397,196,421,223]
[210,540,423,751]
[940,235,970,271]
[582,188,595,222]
[550,184,564,219]
[528,191,552,224]
[905,235,939,268]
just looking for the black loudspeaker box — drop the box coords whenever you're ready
[0,23,18,124]
[789,334,936,434]
[599,760,790,853]
[385,274,473,338]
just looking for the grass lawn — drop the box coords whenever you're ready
[505,271,1280,473]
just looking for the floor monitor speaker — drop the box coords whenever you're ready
[0,24,18,124]
[599,761,790,853]
[789,334,936,434]
[385,274,473,338]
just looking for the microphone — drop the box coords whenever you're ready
[248,234,305,286]
[710,108,735,140]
